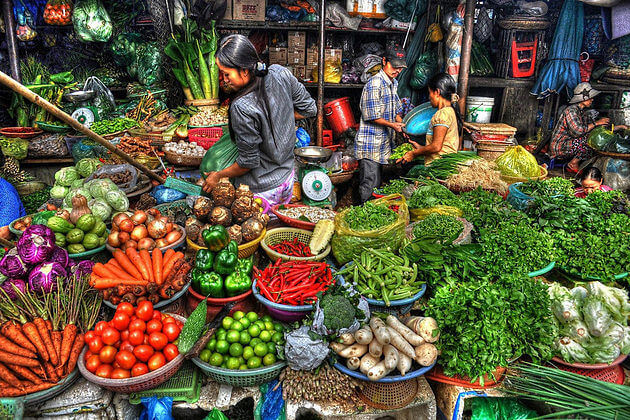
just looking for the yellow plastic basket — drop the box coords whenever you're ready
[186,228,266,259]
[261,228,331,262]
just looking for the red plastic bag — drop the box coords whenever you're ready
[579,52,595,82]
[44,0,73,25]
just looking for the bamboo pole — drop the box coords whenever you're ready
[0,70,165,183]
[457,0,476,113]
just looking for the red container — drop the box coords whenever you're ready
[188,127,223,150]
[324,97,357,138]
[322,130,334,147]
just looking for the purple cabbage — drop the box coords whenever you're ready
[71,260,95,280]
[48,246,69,268]
[28,262,66,294]
[67,258,77,271]
[17,225,56,265]
[1,278,26,299]
[0,249,29,278]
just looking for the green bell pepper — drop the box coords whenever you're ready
[202,225,230,252]
[225,270,252,297]
[226,240,239,256]
[236,258,253,276]
[214,248,238,276]
[195,249,214,271]
[192,268,224,297]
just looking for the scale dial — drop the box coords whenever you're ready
[302,170,333,202]
[71,107,95,127]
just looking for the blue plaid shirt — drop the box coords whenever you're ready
[355,70,403,164]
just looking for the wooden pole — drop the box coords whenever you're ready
[316,0,325,146]
[2,0,20,82]
[0,70,165,183]
[457,0,476,110]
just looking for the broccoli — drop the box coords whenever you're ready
[320,294,356,331]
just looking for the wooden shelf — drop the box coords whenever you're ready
[218,20,411,35]
[469,76,535,89]
[21,157,74,165]
[303,82,364,89]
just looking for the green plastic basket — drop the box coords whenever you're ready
[129,361,201,404]
[192,358,285,387]
[0,399,23,420]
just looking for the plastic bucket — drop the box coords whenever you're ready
[466,96,495,123]
[324,97,357,137]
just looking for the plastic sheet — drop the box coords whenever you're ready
[151,185,186,205]
[204,409,228,420]
[85,164,139,192]
[594,157,630,191]
[284,325,330,371]
[0,179,26,227]
[139,396,173,420]
[200,132,239,174]
[326,2,362,31]
[295,127,311,148]
[588,126,615,150]
[471,398,537,420]
[72,0,113,42]
[496,146,540,178]
[83,76,115,119]
[255,381,286,420]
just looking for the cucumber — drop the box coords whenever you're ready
[178,298,207,355]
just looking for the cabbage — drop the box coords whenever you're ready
[0,278,26,300]
[54,167,80,186]
[105,189,129,212]
[88,178,117,199]
[584,338,621,364]
[564,320,592,344]
[89,198,112,222]
[17,225,56,265]
[603,322,625,345]
[50,185,69,200]
[48,246,69,268]
[554,337,591,363]
[570,286,588,305]
[75,158,101,177]
[619,327,630,354]
[71,179,85,189]
[28,262,66,293]
[551,295,580,324]
[0,249,29,278]
[70,260,95,281]
[582,297,613,337]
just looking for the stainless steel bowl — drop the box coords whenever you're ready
[63,90,95,103]
[294,146,333,164]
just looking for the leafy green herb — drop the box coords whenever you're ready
[412,213,463,243]
[375,179,408,195]
[518,177,575,198]
[344,202,397,231]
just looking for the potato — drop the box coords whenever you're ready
[418,317,440,343]
[338,344,368,359]
[339,332,355,345]
[405,316,422,334]
[397,353,412,376]
[354,328,373,345]
[386,315,424,346]
[386,327,416,359]
[330,342,347,355]
[415,343,438,366]
[383,344,399,370]
[370,317,391,345]
[369,339,383,357]
[367,361,394,381]
[347,356,361,371]
[360,353,380,375]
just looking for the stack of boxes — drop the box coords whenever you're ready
[287,31,306,81]
[225,0,265,21]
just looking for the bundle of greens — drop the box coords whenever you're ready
[344,202,397,231]
[412,213,463,243]
[390,143,414,160]
[408,183,465,209]
[518,177,575,198]
[374,179,409,195]
[407,152,480,180]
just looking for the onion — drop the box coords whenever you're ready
[155,238,169,248]
[138,238,155,251]
[131,225,148,242]
[107,232,121,247]
[131,210,148,225]
[147,219,167,239]
[113,213,130,227]
[118,232,130,244]
[165,222,174,233]
[147,209,162,219]
[119,219,134,233]
[165,230,182,244]
[121,240,137,251]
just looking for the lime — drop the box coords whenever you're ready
[200,349,212,363]
[259,331,272,342]
[209,353,224,367]
[217,327,226,335]
[216,340,230,355]
[272,332,284,344]
[229,343,244,357]
[206,338,217,351]
[264,321,274,331]
[254,321,266,330]
[243,346,254,360]
[226,357,240,370]
[250,338,262,348]
[263,353,277,366]
[233,311,245,321]
[254,343,268,357]
[246,312,258,323]
[216,330,227,341]
[247,356,262,369]
[273,323,284,333]
[226,330,241,344]
[266,342,276,355]
[262,315,272,323]
[239,364,248,370]
[239,331,251,346]
[238,356,245,365]
[239,317,251,329]
[248,324,261,338]
[221,361,228,369]
[231,321,244,332]
[222,317,234,330]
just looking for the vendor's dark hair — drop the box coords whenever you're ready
[217,34,275,145]
[578,166,603,183]
[427,73,463,133]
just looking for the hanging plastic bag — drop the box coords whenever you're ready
[83,76,115,119]
[496,146,540,178]
[44,0,73,26]
[110,33,143,67]
[73,0,112,42]
[139,396,174,420]
[312,59,343,84]
[135,43,165,86]
[426,5,443,43]
[587,126,615,151]
[200,132,239,174]
[445,15,464,82]
[410,51,438,89]
[14,3,37,42]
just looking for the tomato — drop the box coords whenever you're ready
[162,323,180,342]
[131,362,149,377]
[135,301,154,322]
[119,340,134,353]
[120,330,130,341]
[115,350,137,370]
[163,343,179,362]
[143,335,150,345]
[99,345,117,364]
[149,332,168,351]
[87,336,104,354]
[85,331,96,341]
[146,319,162,335]
[152,310,162,320]
[133,344,154,363]
[112,313,130,331]
[112,360,122,370]
[148,352,166,371]
[95,364,113,378]
[94,321,109,336]
[85,355,101,373]
[129,330,144,346]
[102,327,121,346]
[84,350,93,361]
[117,302,134,317]
[129,319,146,332]
[111,368,131,379]
[162,316,176,325]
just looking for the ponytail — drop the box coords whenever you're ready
[427,73,463,133]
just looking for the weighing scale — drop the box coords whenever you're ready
[294,146,334,207]
[63,90,100,128]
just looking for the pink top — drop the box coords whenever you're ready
[574,184,613,198]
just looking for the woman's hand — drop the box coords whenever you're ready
[202,171,221,194]
[396,140,421,164]
[596,117,610,126]
[390,122,406,133]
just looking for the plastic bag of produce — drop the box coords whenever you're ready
[54,167,80,187]
[135,42,164,86]
[312,59,343,84]
[410,51,438,89]
[43,0,73,26]
[83,76,115,119]
[582,296,613,337]
[89,198,111,222]
[27,134,68,158]
[471,398,537,420]
[332,194,409,265]
[200,132,238,174]
[72,0,112,42]
[75,158,101,178]
[105,189,129,212]
[85,163,138,192]
[0,138,28,160]
[71,139,108,161]
[554,337,591,363]
[587,126,615,150]
[87,178,117,199]
[496,146,540,179]
[151,185,186,205]
[110,33,143,66]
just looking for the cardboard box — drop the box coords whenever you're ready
[233,0,265,21]
[287,48,305,65]
[222,0,233,20]
[325,48,343,63]
[292,65,307,81]
[268,47,287,65]
[288,31,307,49]
[306,46,318,66]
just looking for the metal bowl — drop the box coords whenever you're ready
[294,146,333,164]
[63,90,95,103]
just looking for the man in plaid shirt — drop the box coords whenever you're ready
[355,50,407,203]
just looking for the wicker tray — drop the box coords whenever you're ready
[128,128,174,148]
[333,360,436,383]
[18,368,80,405]
[164,150,203,167]
[358,379,419,410]
[593,149,630,160]
[261,228,331,262]
[192,358,286,387]
[329,170,356,185]
[270,204,336,231]
[550,354,627,369]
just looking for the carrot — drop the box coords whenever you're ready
[51,331,62,367]
[139,250,155,283]
[59,324,76,369]
[126,248,150,281]
[21,322,48,362]
[65,334,84,375]
[152,248,163,285]
[0,350,39,367]
[93,263,118,279]
[45,320,52,331]
[6,364,42,384]
[34,318,57,366]
[0,334,37,359]
[0,382,56,397]
[104,262,138,282]
[1,322,36,353]
[91,278,148,290]
[110,259,123,270]
[162,248,175,267]
[0,363,22,386]
[163,252,184,280]
[113,250,143,280]
[43,362,59,383]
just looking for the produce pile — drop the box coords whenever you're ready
[107,210,183,252]
[189,107,228,127]
[411,213,463,243]
[275,206,336,224]
[280,364,364,404]
[389,143,414,161]
[374,179,409,196]
[407,152,480,179]
[46,208,109,255]
[90,118,139,136]
[518,177,575,198]
[115,136,158,158]
[445,159,508,195]
[254,260,333,305]
[344,202,397,231]
[268,238,313,257]
[164,141,206,159]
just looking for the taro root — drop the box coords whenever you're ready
[242,216,265,242]
[193,196,213,221]
[210,206,232,227]
[211,177,236,207]
[185,217,203,243]
[234,184,254,201]
[227,224,243,244]
[231,195,256,224]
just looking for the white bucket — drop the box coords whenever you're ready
[466,96,495,123]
